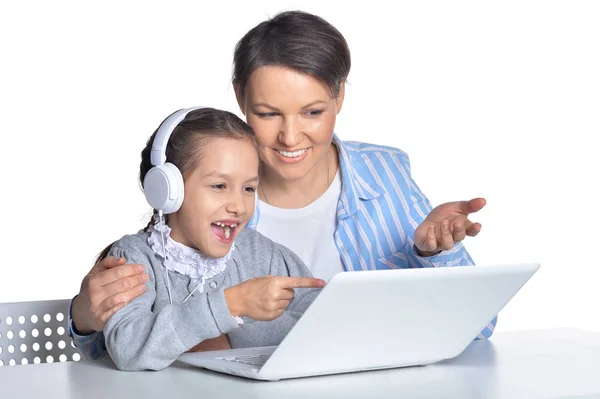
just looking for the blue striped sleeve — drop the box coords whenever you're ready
[377,149,474,268]
[67,296,108,360]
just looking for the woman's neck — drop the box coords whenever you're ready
[259,143,339,209]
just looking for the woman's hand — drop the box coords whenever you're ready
[71,256,148,334]
[225,276,326,321]
[414,197,486,256]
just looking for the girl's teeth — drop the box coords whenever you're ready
[213,222,237,240]
[214,222,237,228]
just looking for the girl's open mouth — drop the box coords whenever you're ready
[211,221,239,243]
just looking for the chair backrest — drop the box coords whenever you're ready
[0,299,82,366]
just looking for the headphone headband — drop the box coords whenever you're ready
[150,106,207,166]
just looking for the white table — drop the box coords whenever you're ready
[1,328,599,399]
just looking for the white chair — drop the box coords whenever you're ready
[0,299,82,366]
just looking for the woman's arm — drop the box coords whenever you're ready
[69,256,148,360]
[386,150,482,268]
[379,150,497,338]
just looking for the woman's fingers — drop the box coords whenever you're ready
[452,220,466,243]
[414,225,440,254]
[98,302,127,328]
[93,263,146,288]
[422,225,438,252]
[97,256,127,270]
[100,274,149,299]
[416,211,484,255]
[465,221,482,237]
[440,221,455,250]
[96,284,146,316]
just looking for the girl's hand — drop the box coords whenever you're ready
[225,276,326,321]
[187,334,232,352]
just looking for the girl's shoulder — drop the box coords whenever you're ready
[232,228,278,258]
[110,231,152,253]
[232,229,296,264]
[107,231,157,266]
[233,228,311,278]
[107,231,163,279]
[233,228,310,275]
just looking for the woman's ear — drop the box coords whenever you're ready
[336,81,346,114]
[234,85,246,115]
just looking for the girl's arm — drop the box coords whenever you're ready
[103,245,240,371]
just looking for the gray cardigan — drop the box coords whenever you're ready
[103,228,319,371]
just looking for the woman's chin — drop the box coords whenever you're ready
[267,163,313,181]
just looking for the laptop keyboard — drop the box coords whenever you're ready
[217,354,272,367]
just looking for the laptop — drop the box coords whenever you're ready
[178,262,540,381]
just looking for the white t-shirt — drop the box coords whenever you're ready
[255,170,345,282]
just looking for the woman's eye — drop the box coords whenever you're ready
[212,184,226,190]
[257,112,279,118]
[244,186,257,193]
[305,110,323,117]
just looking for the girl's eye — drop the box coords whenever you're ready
[212,184,226,190]
[244,186,257,193]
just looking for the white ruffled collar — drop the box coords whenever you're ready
[147,221,234,289]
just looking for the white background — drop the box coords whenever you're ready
[0,1,598,334]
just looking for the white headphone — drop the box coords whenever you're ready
[143,106,206,214]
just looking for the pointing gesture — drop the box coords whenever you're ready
[225,276,326,321]
[414,197,486,256]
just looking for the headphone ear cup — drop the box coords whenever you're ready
[143,162,184,214]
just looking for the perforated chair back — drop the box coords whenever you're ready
[0,299,82,366]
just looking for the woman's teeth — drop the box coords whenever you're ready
[277,149,307,158]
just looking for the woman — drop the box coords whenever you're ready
[69,10,495,360]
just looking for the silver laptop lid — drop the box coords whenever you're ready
[258,263,540,380]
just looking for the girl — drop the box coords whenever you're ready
[101,106,324,371]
